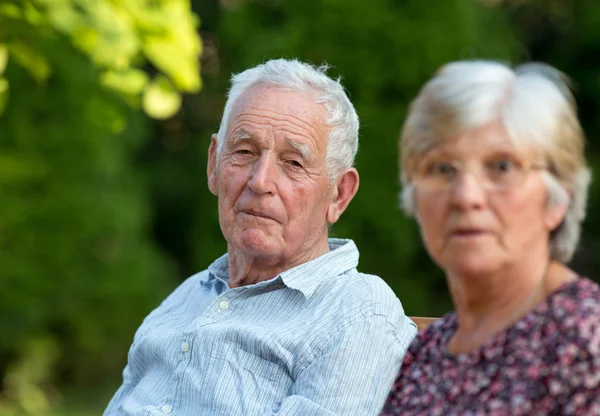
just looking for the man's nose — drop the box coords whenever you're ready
[247,155,276,194]
[449,172,487,210]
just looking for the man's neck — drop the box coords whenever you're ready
[226,239,331,288]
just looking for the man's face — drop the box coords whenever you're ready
[208,85,337,267]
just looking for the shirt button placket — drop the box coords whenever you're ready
[219,299,229,310]
[161,404,172,414]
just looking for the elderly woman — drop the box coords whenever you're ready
[382,60,600,415]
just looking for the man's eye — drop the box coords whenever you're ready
[286,160,303,168]
[235,149,253,155]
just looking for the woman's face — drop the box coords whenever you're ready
[412,120,566,277]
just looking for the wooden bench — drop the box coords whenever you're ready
[409,316,438,331]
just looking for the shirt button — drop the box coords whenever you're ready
[161,404,172,414]
[181,342,190,352]
[219,300,229,310]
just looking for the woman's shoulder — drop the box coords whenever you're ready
[542,277,600,357]
[546,277,600,320]
[403,313,457,362]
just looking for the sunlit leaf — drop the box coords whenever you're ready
[22,2,44,26]
[139,0,202,92]
[19,384,51,414]
[0,44,8,75]
[143,36,201,92]
[128,8,167,32]
[143,76,181,119]
[0,0,202,114]
[0,3,21,19]
[47,5,83,33]
[0,77,8,116]
[71,26,100,55]
[101,69,148,95]
[9,40,52,83]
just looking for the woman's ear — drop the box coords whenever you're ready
[326,168,359,224]
[545,196,570,231]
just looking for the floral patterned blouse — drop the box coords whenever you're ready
[382,278,600,416]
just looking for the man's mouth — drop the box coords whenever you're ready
[241,209,277,222]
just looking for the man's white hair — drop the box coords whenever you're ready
[399,60,591,263]
[216,58,359,181]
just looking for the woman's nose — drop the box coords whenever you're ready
[449,171,487,210]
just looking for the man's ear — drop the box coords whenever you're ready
[326,168,359,224]
[207,134,219,196]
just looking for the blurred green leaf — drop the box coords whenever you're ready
[9,40,51,83]
[1,0,202,118]
[143,34,202,92]
[0,3,21,19]
[0,44,9,75]
[22,2,44,26]
[45,4,82,32]
[140,0,202,92]
[86,95,128,133]
[101,69,148,96]
[0,337,60,414]
[143,76,181,119]
[0,77,8,115]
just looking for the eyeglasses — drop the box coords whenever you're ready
[412,157,546,192]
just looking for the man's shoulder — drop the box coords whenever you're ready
[168,269,210,296]
[146,269,211,315]
[336,269,398,296]
[318,270,406,321]
[345,271,400,301]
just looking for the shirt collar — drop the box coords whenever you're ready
[206,238,359,298]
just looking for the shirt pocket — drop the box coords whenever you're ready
[210,343,291,413]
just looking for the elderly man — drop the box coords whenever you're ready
[104,59,416,415]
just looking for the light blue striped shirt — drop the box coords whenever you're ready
[104,238,417,415]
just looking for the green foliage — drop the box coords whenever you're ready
[0,0,202,119]
[0,337,59,415]
[0,1,188,411]
[0,33,177,389]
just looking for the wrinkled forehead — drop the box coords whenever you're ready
[224,84,330,153]
[228,84,326,127]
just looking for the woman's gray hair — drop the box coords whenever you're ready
[216,58,359,181]
[399,60,591,263]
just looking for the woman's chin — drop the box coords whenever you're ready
[439,251,502,278]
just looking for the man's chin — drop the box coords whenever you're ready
[235,230,281,257]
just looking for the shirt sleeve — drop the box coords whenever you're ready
[266,312,417,416]
[103,364,133,415]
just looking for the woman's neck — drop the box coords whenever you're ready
[447,260,575,355]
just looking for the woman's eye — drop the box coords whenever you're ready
[287,160,303,168]
[488,159,517,173]
[235,149,253,155]
[428,161,456,177]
